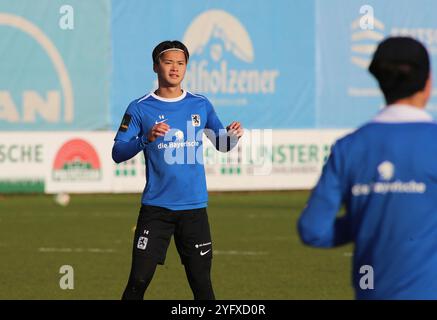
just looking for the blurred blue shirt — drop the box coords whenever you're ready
[298,104,437,299]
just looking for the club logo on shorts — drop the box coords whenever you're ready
[191,114,201,127]
[137,236,148,250]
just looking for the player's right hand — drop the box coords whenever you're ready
[147,122,170,142]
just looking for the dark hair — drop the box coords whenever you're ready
[152,40,189,65]
[368,37,430,104]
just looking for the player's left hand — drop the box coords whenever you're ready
[226,121,244,139]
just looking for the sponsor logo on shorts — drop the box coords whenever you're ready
[200,249,211,256]
[195,242,211,248]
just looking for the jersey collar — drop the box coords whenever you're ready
[151,90,187,102]
[372,104,434,123]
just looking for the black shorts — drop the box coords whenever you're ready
[131,205,213,265]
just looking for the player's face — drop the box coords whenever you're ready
[155,50,187,88]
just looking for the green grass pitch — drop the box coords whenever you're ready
[0,192,354,299]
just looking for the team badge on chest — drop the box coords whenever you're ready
[191,114,201,127]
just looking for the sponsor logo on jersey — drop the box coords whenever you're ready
[352,161,426,196]
[378,161,394,180]
[175,130,185,141]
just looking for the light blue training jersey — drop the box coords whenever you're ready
[113,90,228,210]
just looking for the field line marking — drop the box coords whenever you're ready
[214,250,268,256]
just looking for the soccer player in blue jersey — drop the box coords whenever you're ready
[112,40,243,300]
[298,37,437,299]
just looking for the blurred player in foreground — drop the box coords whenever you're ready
[112,40,243,300]
[298,37,437,299]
